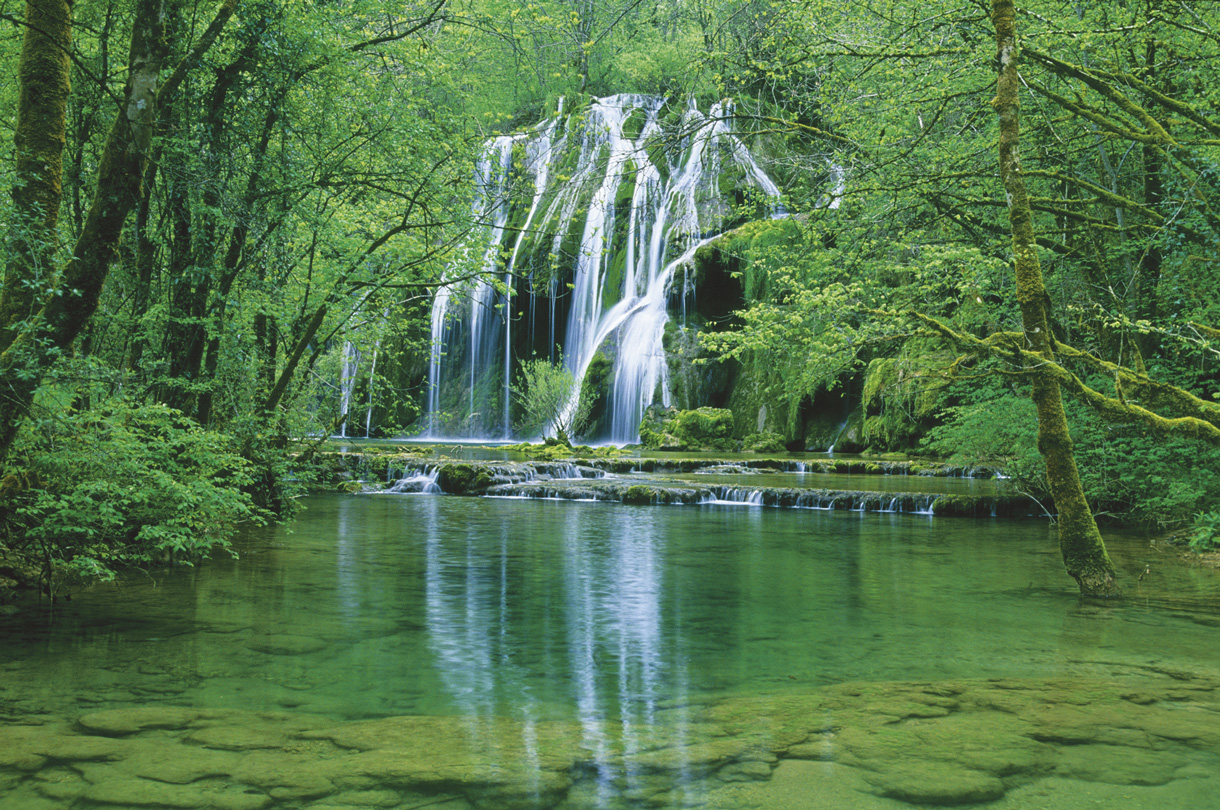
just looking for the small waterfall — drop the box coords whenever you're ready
[386,466,442,494]
[337,342,361,438]
[820,162,846,210]
[826,420,848,454]
[425,95,786,443]
[701,487,764,505]
[426,136,519,438]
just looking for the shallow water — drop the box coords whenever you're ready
[2,495,1218,809]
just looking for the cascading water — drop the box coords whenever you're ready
[337,342,361,438]
[426,135,521,438]
[426,95,785,443]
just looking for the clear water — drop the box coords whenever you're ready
[2,495,1219,809]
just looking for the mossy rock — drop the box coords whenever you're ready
[577,352,614,439]
[744,431,786,453]
[640,406,736,452]
[437,464,492,495]
[623,485,656,505]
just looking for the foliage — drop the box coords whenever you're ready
[702,214,1015,451]
[575,352,614,438]
[639,406,735,451]
[0,401,268,598]
[744,431,785,453]
[924,379,1220,529]
[1190,512,1220,553]
[512,354,591,443]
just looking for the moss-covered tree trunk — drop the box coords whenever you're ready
[0,0,73,354]
[991,0,1119,597]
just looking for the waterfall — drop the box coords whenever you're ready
[337,342,361,438]
[425,95,784,443]
[426,136,519,438]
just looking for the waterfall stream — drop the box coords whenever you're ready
[426,95,784,443]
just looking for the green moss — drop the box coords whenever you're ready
[621,108,645,141]
[623,485,655,505]
[744,431,786,453]
[577,352,614,438]
[638,406,736,451]
[701,217,802,303]
[437,463,492,495]
[862,358,897,414]
[642,130,670,183]
[859,336,957,452]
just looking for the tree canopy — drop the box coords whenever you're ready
[2,0,1218,597]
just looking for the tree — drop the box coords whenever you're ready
[699,0,1220,595]
[0,0,238,462]
[988,0,1116,596]
[512,354,591,444]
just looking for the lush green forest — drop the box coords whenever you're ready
[2,0,1219,598]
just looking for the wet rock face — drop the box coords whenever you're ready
[1,674,1218,809]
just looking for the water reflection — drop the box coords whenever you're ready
[419,500,692,799]
[2,496,1219,809]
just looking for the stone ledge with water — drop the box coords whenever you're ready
[347,453,1035,517]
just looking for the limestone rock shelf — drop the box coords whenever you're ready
[3,674,1217,808]
[323,455,1041,518]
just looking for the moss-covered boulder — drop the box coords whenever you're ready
[639,406,736,451]
[859,336,955,451]
[744,431,786,453]
[436,463,493,495]
[576,352,613,439]
[623,485,657,505]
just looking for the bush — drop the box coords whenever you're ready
[1191,512,1220,552]
[744,431,786,453]
[923,385,1220,528]
[512,354,592,443]
[0,402,268,599]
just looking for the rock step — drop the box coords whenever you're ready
[483,481,1037,518]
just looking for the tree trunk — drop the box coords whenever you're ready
[0,0,73,354]
[990,0,1119,597]
[127,157,161,372]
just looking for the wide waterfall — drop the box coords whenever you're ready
[426,94,783,443]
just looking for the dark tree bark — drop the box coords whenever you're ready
[990,0,1119,597]
[0,0,73,354]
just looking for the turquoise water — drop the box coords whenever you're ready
[2,494,1219,809]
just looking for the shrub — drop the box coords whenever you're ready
[0,402,268,599]
[924,386,1220,528]
[639,406,735,451]
[1191,512,1220,553]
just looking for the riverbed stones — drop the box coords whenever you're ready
[77,705,214,735]
[186,724,291,750]
[246,633,329,656]
[1,673,1218,808]
[82,775,273,809]
[860,761,1006,804]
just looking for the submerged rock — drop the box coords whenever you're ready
[245,634,328,656]
[3,673,1217,808]
[76,706,214,736]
